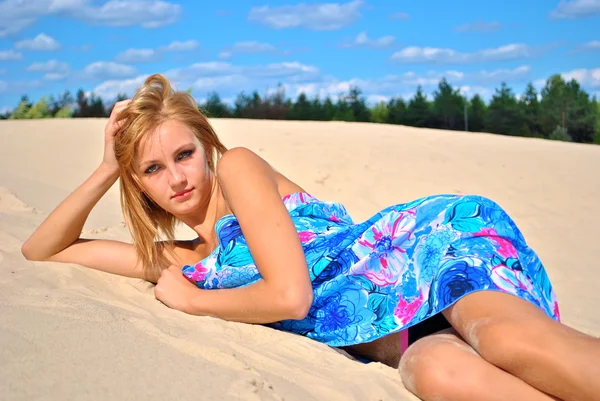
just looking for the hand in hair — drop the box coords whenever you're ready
[102,99,131,172]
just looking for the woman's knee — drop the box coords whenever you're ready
[465,314,553,374]
[399,333,478,398]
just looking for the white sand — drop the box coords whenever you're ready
[1,118,599,400]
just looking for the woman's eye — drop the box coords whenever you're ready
[177,150,193,160]
[144,165,159,174]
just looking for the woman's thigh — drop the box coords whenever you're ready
[441,290,600,401]
[400,328,558,401]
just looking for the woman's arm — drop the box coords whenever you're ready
[155,147,314,323]
[20,163,158,281]
[21,100,163,283]
[21,163,119,261]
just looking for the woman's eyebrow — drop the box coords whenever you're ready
[139,143,195,167]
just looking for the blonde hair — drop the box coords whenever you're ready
[114,74,227,278]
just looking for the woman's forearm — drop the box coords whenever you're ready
[188,280,313,324]
[21,163,120,261]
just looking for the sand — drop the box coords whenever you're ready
[1,118,599,401]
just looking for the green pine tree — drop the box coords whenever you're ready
[520,82,542,137]
[485,82,523,136]
[370,101,389,123]
[9,96,32,119]
[386,97,407,125]
[468,94,487,132]
[432,78,465,130]
[405,86,432,128]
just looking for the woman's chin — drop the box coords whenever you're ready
[168,197,201,216]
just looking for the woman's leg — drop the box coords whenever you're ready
[400,329,559,401]
[442,290,600,401]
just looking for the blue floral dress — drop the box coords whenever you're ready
[182,192,560,347]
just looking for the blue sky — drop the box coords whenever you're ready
[1,0,599,113]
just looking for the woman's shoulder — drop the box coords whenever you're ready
[217,146,308,200]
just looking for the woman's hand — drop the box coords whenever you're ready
[154,265,201,314]
[102,99,131,172]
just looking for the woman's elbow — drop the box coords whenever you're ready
[21,242,36,261]
[21,241,47,262]
[282,288,314,320]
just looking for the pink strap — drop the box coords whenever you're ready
[399,329,409,354]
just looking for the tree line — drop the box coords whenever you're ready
[2,74,599,144]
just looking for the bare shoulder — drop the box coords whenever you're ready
[217,147,305,197]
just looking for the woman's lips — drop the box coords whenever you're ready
[172,188,193,199]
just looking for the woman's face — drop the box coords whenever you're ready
[136,119,212,217]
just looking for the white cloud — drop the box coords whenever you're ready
[44,72,69,80]
[53,0,182,28]
[300,66,529,101]
[218,41,279,59]
[165,62,240,82]
[367,94,390,104]
[26,59,70,80]
[454,21,502,33]
[534,69,600,92]
[0,0,180,38]
[92,75,148,99]
[389,12,409,20]
[159,40,199,52]
[0,0,48,38]
[115,48,160,63]
[0,50,23,61]
[231,41,276,54]
[571,40,600,53]
[114,41,198,63]
[248,62,319,81]
[164,61,319,83]
[459,86,494,99]
[192,75,248,92]
[534,78,547,89]
[248,0,364,30]
[89,62,534,104]
[15,33,61,51]
[549,0,600,19]
[287,80,352,100]
[1,106,12,114]
[476,65,531,84]
[273,65,530,104]
[26,59,69,73]
[391,43,541,64]
[81,61,137,79]
[342,32,395,48]
[217,41,300,59]
[560,68,600,87]
[92,61,321,99]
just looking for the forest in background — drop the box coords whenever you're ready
[2,74,599,144]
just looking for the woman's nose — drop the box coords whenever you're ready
[167,164,186,187]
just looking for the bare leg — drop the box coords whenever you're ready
[400,328,559,401]
[442,290,600,401]
[400,330,554,401]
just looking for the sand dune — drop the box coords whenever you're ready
[1,118,599,400]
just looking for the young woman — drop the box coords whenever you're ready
[22,74,600,401]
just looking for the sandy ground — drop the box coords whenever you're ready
[1,118,599,401]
